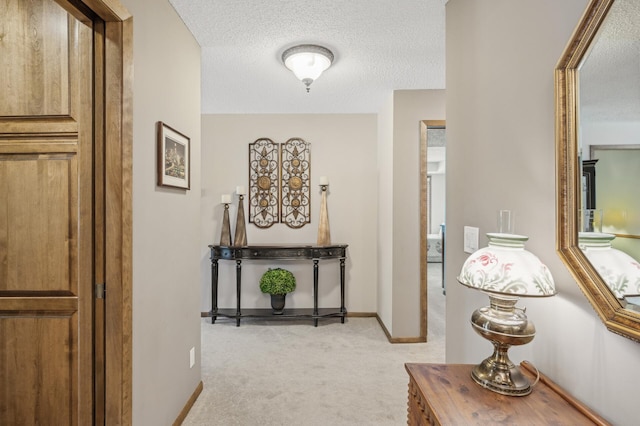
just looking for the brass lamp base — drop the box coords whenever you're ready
[470,294,536,397]
[471,343,532,396]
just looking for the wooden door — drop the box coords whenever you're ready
[0,0,100,423]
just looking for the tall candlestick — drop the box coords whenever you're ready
[317,185,331,246]
[220,202,232,246]
[234,194,247,246]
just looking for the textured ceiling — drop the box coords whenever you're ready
[168,0,446,114]
[580,0,640,122]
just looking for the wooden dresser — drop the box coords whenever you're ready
[405,363,610,425]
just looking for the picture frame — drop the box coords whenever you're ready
[157,121,190,190]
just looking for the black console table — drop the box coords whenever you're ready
[208,244,348,326]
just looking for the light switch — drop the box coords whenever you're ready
[464,226,479,254]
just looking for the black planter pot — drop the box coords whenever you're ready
[270,294,286,314]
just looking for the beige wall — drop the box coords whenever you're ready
[201,114,377,315]
[377,90,445,338]
[377,94,394,329]
[446,1,640,424]
[121,0,202,424]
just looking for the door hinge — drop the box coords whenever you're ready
[96,283,105,299]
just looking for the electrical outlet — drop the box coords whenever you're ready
[189,347,195,368]
[464,226,479,254]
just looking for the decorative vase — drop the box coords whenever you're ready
[579,232,640,298]
[270,294,286,314]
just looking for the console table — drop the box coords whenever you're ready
[208,244,348,326]
[405,362,610,425]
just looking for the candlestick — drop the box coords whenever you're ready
[234,194,247,246]
[317,185,331,246]
[220,201,232,246]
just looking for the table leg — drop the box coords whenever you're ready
[236,259,242,326]
[211,257,219,324]
[340,257,346,323]
[313,259,319,327]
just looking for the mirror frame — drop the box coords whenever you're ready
[556,0,640,342]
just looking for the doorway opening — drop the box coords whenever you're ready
[420,120,446,342]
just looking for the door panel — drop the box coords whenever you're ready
[0,154,76,293]
[0,0,70,116]
[0,315,77,425]
[0,0,95,423]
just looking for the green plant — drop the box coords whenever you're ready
[259,268,296,295]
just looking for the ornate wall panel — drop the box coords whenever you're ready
[249,138,279,228]
[280,138,311,228]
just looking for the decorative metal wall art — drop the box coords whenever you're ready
[247,137,312,229]
[280,138,311,228]
[249,138,280,228]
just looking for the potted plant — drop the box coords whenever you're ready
[259,268,296,314]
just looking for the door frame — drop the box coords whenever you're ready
[420,120,445,340]
[58,0,133,423]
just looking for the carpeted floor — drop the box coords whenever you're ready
[183,263,445,426]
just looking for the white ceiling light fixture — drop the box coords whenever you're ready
[282,44,334,93]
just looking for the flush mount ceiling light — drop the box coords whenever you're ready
[282,44,334,93]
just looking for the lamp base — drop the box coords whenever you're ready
[471,348,531,396]
[469,295,536,396]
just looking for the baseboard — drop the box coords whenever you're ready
[201,310,426,342]
[389,336,427,343]
[173,380,203,426]
[201,311,378,318]
[345,312,377,317]
[375,314,426,344]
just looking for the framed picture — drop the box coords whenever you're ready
[157,121,190,190]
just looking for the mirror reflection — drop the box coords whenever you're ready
[577,0,640,309]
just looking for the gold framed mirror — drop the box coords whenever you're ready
[556,0,640,342]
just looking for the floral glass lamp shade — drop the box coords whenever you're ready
[579,232,640,298]
[457,233,556,396]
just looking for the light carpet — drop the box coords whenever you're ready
[183,263,445,426]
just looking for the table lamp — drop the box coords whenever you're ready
[457,233,556,396]
[579,232,640,298]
